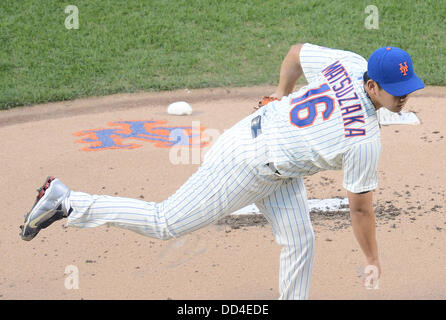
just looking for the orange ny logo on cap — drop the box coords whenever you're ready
[399,62,409,76]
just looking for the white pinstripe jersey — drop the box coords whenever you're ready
[260,43,381,193]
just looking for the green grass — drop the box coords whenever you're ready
[0,0,444,109]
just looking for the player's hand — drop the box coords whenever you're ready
[363,258,381,289]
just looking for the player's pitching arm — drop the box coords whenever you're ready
[254,44,304,112]
[347,190,382,284]
[272,43,304,99]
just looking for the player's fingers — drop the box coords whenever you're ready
[363,266,380,289]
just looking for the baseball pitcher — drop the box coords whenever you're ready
[20,43,424,299]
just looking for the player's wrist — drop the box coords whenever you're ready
[272,89,286,99]
[365,255,379,265]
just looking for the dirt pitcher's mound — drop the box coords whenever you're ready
[217,199,410,232]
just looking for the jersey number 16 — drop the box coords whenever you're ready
[290,84,334,128]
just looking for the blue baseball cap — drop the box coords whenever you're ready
[367,46,424,97]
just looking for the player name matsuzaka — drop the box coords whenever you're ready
[322,60,366,137]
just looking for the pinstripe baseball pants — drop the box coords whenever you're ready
[66,111,315,300]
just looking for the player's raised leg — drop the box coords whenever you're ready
[256,177,315,300]
[21,113,284,241]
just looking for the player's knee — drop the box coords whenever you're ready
[295,225,315,250]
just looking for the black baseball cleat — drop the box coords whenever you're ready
[20,177,71,241]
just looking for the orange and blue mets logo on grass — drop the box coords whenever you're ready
[74,120,208,151]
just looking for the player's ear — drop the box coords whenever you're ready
[366,79,380,95]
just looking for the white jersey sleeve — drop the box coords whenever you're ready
[342,140,381,193]
[300,43,368,83]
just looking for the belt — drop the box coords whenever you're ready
[251,115,281,176]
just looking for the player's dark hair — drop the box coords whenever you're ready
[363,71,381,89]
